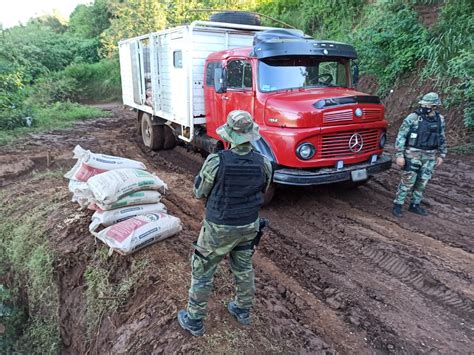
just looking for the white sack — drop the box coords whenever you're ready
[68,179,93,207]
[64,145,146,182]
[89,190,162,211]
[87,168,167,206]
[89,203,167,232]
[93,213,182,255]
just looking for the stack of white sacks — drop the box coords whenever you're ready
[65,145,182,255]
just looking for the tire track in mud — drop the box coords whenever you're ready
[259,224,419,353]
[361,247,474,317]
[263,180,473,352]
[261,217,474,353]
[339,175,474,252]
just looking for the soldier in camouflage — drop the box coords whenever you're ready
[177,110,273,336]
[392,92,447,217]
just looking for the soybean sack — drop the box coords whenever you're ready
[89,203,167,232]
[92,213,182,255]
[64,145,146,182]
[87,168,167,205]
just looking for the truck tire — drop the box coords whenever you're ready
[209,11,261,26]
[137,111,143,136]
[163,125,177,150]
[141,113,164,150]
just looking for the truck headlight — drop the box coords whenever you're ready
[296,143,316,160]
[379,132,387,148]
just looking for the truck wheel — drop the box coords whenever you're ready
[141,113,164,150]
[209,11,261,26]
[137,111,143,136]
[163,125,177,150]
[262,183,276,206]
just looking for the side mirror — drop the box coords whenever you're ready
[214,67,226,93]
[352,63,359,87]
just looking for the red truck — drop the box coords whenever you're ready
[119,17,391,202]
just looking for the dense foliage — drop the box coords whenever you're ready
[0,0,472,133]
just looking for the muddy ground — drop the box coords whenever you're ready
[0,105,472,354]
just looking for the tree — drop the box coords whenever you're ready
[100,0,167,57]
[68,0,112,39]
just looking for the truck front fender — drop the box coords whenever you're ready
[252,137,277,169]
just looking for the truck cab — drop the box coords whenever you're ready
[203,31,390,187]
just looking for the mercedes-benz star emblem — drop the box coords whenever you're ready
[349,133,364,153]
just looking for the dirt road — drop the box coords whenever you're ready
[1,105,472,354]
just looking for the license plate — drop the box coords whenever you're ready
[351,169,368,182]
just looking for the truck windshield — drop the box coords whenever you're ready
[258,56,349,92]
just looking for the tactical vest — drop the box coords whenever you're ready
[406,110,441,150]
[205,150,266,226]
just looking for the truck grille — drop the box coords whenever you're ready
[363,108,382,120]
[321,129,379,158]
[323,109,353,123]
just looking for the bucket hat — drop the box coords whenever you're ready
[216,110,260,145]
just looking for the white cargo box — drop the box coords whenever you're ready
[118,21,274,142]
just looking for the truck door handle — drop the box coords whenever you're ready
[222,96,229,100]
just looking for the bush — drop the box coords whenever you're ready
[27,72,80,106]
[62,59,121,101]
[353,2,428,95]
[0,69,29,130]
[422,0,474,129]
[257,0,365,41]
[25,59,121,106]
[0,109,27,130]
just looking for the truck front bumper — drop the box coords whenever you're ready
[273,154,392,186]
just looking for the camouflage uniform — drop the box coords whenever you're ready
[393,101,447,206]
[187,143,273,320]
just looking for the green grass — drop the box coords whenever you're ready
[0,102,110,145]
[84,251,148,339]
[0,193,61,353]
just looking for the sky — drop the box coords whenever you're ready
[0,0,92,28]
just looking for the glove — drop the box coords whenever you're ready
[436,157,443,167]
[395,156,405,168]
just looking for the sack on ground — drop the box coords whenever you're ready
[64,145,146,182]
[68,179,93,207]
[93,213,182,255]
[89,202,167,232]
[87,168,167,206]
[88,190,162,211]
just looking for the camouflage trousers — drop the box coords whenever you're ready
[187,219,258,320]
[393,149,436,205]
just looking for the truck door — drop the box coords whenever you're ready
[205,59,254,141]
[223,58,254,125]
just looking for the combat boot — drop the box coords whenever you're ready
[408,203,428,216]
[227,301,251,325]
[177,310,204,336]
[392,203,403,217]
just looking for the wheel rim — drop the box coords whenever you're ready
[143,119,151,146]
